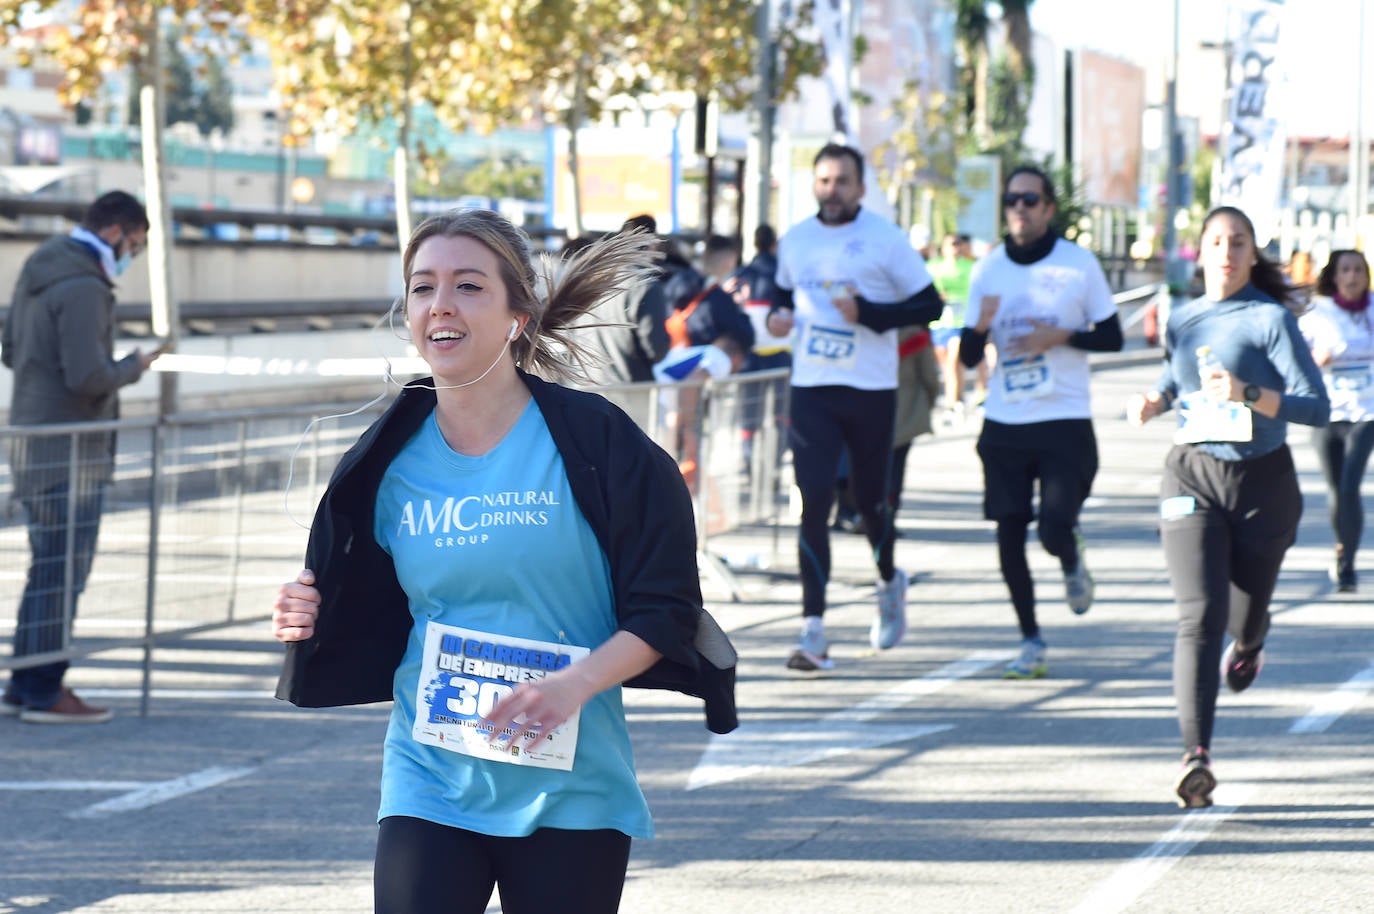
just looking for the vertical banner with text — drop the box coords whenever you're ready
[1219,0,1286,246]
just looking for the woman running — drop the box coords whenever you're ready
[1299,249,1374,592]
[1127,206,1328,809]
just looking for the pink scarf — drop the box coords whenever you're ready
[1333,291,1371,313]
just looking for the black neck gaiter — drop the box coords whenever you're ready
[1005,230,1058,265]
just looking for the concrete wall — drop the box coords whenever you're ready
[1,238,403,306]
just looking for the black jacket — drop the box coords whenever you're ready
[275,370,738,734]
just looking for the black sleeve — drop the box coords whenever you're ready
[854,283,945,333]
[771,284,794,315]
[959,326,988,368]
[1067,313,1124,352]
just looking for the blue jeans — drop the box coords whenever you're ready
[6,482,106,708]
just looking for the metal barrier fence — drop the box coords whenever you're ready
[0,370,792,706]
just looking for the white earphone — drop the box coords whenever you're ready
[508,318,520,341]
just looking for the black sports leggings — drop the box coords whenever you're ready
[374,816,632,914]
[1311,420,1374,574]
[1159,445,1302,752]
[789,385,897,617]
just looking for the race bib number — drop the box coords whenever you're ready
[1174,391,1254,444]
[1001,355,1054,401]
[800,324,858,370]
[412,622,590,771]
[1330,362,1372,392]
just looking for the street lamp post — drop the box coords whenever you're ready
[1163,0,1185,292]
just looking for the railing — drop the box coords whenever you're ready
[0,371,792,709]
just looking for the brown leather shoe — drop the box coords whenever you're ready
[19,688,113,724]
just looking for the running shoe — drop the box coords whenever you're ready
[1337,570,1358,593]
[1003,637,1048,679]
[1064,527,1094,616]
[786,623,835,671]
[870,568,909,650]
[1222,641,1264,693]
[1175,747,1216,809]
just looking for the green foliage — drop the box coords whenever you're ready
[125,26,236,136]
[421,156,544,202]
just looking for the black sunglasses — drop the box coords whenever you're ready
[1002,191,1044,209]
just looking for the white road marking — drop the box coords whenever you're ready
[81,688,275,701]
[1289,662,1374,734]
[1068,661,1374,912]
[686,651,1005,790]
[1068,784,1258,914]
[0,781,145,791]
[67,765,255,819]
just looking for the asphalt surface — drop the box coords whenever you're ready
[2,356,1372,914]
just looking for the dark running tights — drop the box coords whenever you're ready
[790,385,898,617]
[1160,445,1301,752]
[1312,421,1374,574]
[996,514,1079,641]
[375,816,631,914]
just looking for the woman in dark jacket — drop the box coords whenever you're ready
[272,210,734,914]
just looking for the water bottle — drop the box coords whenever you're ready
[1196,345,1224,399]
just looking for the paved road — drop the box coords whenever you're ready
[2,357,1372,914]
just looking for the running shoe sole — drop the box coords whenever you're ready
[1221,642,1263,693]
[1175,763,1217,809]
[1002,663,1048,680]
[786,649,835,672]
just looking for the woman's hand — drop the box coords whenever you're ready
[1127,390,1168,426]
[273,569,320,643]
[483,666,596,750]
[1201,366,1244,402]
[482,631,660,751]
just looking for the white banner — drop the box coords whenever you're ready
[1219,0,1286,245]
[813,0,854,143]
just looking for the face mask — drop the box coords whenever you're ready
[112,252,133,277]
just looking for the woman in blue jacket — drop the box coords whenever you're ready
[1128,206,1328,810]
[272,210,735,914]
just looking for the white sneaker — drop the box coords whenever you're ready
[871,568,909,650]
[787,621,835,671]
[1003,638,1048,679]
[1065,527,1094,616]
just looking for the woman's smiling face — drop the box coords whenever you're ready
[406,234,515,384]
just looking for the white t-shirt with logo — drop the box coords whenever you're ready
[966,239,1117,424]
[776,208,934,390]
[1299,296,1374,422]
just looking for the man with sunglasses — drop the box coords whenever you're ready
[767,143,945,671]
[2,191,159,724]
[960,166,1123,680]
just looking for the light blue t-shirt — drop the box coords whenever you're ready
[373,399,652,838]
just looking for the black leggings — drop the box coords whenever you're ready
[789,385,898,617]
[374,816,631,914]
[1311,420,1374,574]
[1159,445,1302,752]
[976,419,1098,640]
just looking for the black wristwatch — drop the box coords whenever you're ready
[1242,383,1261,407]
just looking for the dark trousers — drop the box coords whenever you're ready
[976,419,1098,640]
[1160,444,1302,752]
[7,481,105,708]
[789,385,897,617]
[374,816,632,914]
[1311,420,1374,574]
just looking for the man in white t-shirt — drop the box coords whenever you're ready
[767,143,945,671]
[960,165,1123,680]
